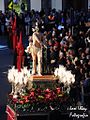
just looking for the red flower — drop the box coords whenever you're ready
[19,100,24,104]
[45,92,53,101]
[51,91,57,99]
[25,99,29,103]
[36,88,41,92]
[23,96,29,100]
[29,91,35,97]
[12,98,18,103]
[44,88,51,93]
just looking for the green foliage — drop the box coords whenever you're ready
[13,1,27,14]
[13,4,20,13]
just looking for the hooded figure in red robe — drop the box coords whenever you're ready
[16,32,24,72]
[12,16,18,51]
[13,30,18,51]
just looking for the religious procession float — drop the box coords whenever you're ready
[6,64,75,120]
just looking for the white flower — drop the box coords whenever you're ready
[8,67,16,83]
[24,76,28,85]
[8,69,14,83]
[18,72,24,85]
[54,68,59,76]
[8,66,32,87]
[54,65,75,86]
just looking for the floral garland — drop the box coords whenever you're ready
[8,87,71,113]
[7,65,74,113]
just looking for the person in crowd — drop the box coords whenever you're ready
[0,10,5,35]
[48,12,55,30]
[18,13,25,31]
[83,72,90,108]
[57,51,66,66]
[5,14,11,34]
[21,2,25,13]
[24,13,31,36]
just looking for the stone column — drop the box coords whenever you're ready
[0,0,5,13]
[41,0,51,14]
[85,0,88,11]
[27,0,31,11]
